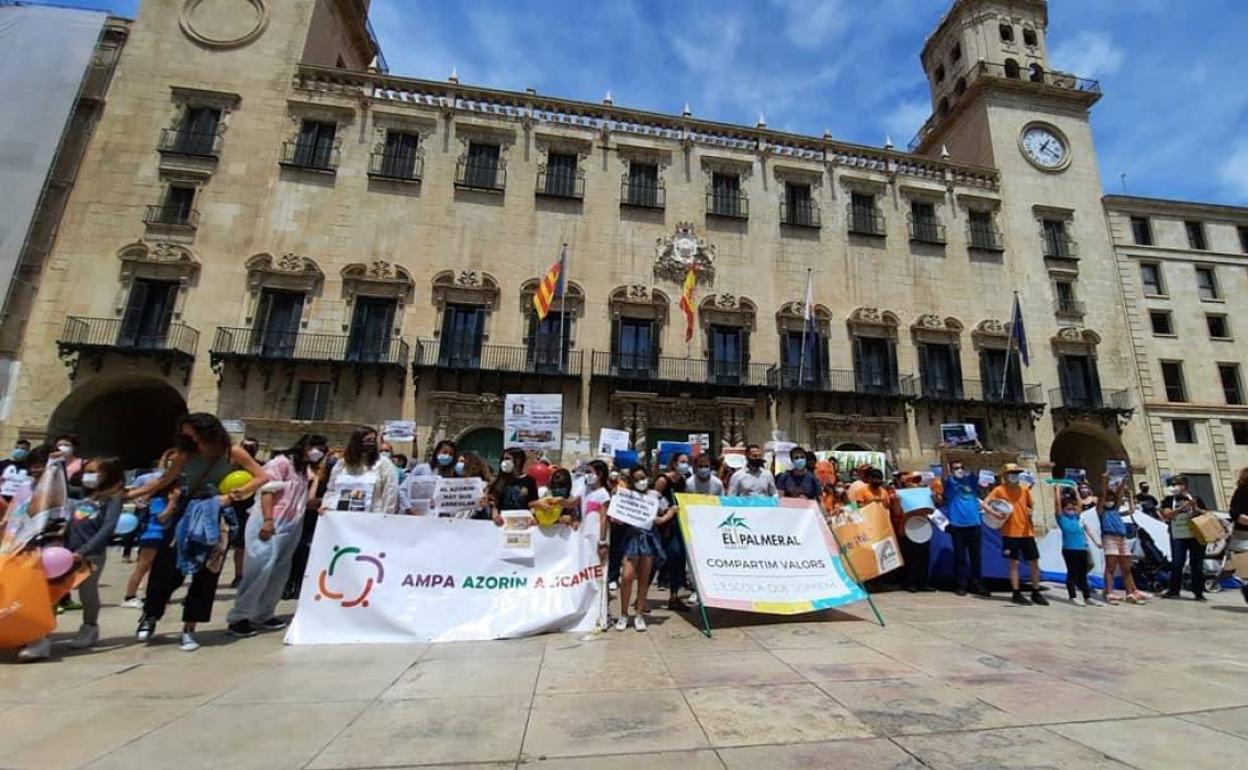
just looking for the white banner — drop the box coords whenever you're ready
[505,393,563,451]
[286,513,602,644]
[677,495,867,615]
[607,488,659,530]
[432,477,486,517]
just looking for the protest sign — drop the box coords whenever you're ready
[817,450,887,475]
[432,477,486,517]
[325,473,376,512]
[597,428,630,457]
[607,488,660,530]
[1106,459,1128,486]
[940,423,978,447]
[382,420,416,443]
[613,449,640,470]
[688,433,710,454]
[827,501,902,581]
[722,449,747,470]
[220,419,246,436]
[286,513,601,644]
[1064,468,1087,483]
[501,510,535,559]
[677,494,867,614]
[505,394,562,451]
[978,469,997,488]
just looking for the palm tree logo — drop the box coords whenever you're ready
[717,513,750,531]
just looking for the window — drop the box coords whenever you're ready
[1219,364,1243,405]
[346,296,396,363]
[918,342,961,399]
[1232,422,1248,446]
[1185,473,1217,508]
[853,336,898,395]
[1023,28,1038,46]
[1149,310,1173,336]
[951,43,961,62]
[909,200,942,243]
[1029,63,1045,83]
[1139,263,1165,295]
[1185,220,1208,250]
[967,209,1000,249]
[462,142,501,189]
[1239,226,1248,254]
[1195,266,1219,300]
[624,162,660,207]
[783,182,817,227]
[781,330,826,388]
[295,382,331,421]
[954,76,967,95]
[438,303,484,368]
[1172,419,1196,444]
[614,318,655,377]
[542,152,579,198]
[375,130,420,179]
[999,23,1014,42]
[291,119,336,169]
[1055,280,1081,316]
[527,311,570,373]
[1130,216,1153,246]
[849,192,882,235]
[708,325,745,385]
[979,348,1024,402]
[710,172,743,217]
[1207,314,1230,339]
[1004,58,1021,79]
[1160,361,1187,402]
[934,64,945,83]
[1042,219,1072,257]
[1058,354,1102,408]
[158,185,196,226]
[119,278,177,349]
[176,106,219,155]
[252,289,304,357]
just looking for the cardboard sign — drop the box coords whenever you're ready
[1106,459,1128,487]
[606,488,660,530]
[978,469,997,488]
[432,477,486,518]
[504,394,563,451]
[597,428,630,457]
[688,433,710,454]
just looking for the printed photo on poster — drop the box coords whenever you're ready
[327,476,374,513]
[382,420,416,443]
[597,428,630,457]
[940,423,978,447]
[505,394,563,451]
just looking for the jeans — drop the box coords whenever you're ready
[1062,549,1090,600]
[660,527,688,594]
[947,524,983,590]
[900,538,930,589]
[1169,536,1205,597]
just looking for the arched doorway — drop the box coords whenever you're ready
[1049,426,1127,482]
[48,376,187,469]
[457,427,503,468]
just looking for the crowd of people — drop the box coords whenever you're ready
[2,417,1246,660]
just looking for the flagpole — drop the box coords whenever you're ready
[798,268,812,387]
[1000,292,1017,401]
[558,242,567,373]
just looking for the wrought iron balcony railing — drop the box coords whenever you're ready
[58,316,199,358]
[454,158,506,192]
[916,377,1044,404]
[1054,298,1085,317]
[968,224,1005,251]
[536,170,585,199]
[279,140,339,172]
[707,190,749,219]
[210,327,408,366]
[143,204,199,228]
[780,200,821,228]
[769,365,917,397]
[1043,233,1078,259]
[620,179,665,209]
[157,128,221,158]
[908,216,946,244]
[592,351,771,388]
[847,205,886,236]
[413,339,582,377]
[1049,387,1132,411]
[368,150,423,182]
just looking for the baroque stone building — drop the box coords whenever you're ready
[4,0,1219,499]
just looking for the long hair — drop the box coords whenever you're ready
[489,447,527,501]
[461,451,492,482]
[282,434,311,473]
[588,459,609,488]
[89,456,125,493]
[1238,467,1248,488]
[429,439,458,472]
[342,426,377,472]
[177,413,231,457]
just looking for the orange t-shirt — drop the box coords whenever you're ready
[987,484,1034,538]
[854,484,893,511]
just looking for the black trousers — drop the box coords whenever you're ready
[143,539,222,624]
[1062,549,1091,599]
[901,538,930,589]
[608,521,626,584]
[285,510,319,599]
[1169,537,1205,597]
[947,524,983,590]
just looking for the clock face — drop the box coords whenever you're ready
[1020,125,1068,169]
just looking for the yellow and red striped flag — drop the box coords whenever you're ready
[533,244,567,321]
[678,266,696,341]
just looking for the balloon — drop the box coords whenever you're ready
[115,512,140,536]
[41,546,75,579]
[533,503,562,527]
[218,470,253,495]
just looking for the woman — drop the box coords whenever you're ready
[1160,474,1209,601]
[489,447,539,523]
[1227,467,1248,605]
[1097,477,1147,604]
[583,460,613,554]
[284,434,330,600]
[227,437,312,637]
[428,439,458,478]
[539,467,581,526]
[654,453,691,611]
[125,414,268,652]
[229,437,261,588]
[121,449,179,608]
[323,427,398,514]
[614,467,673,631]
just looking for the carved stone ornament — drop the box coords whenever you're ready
[609,285,669,323]
[698,294,757,332]
[975,318,1008,337]
[245,252,323,295]
[431,269,500,312]
[848,306,899,328]
[627,284,650,301]
[1052,326,1101,348]
[179,0,268,50]
[115,241,199,316]
[715,293,738,309]
[342,260,415,304]
[654,222,716,285]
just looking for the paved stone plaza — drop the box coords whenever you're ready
[2,557,1247,769]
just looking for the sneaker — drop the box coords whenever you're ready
[120,597,144,609]
[955,587,968,597]
[972,586,992,597]
[1161,591,1180,599]
[179,631,201,652]
[257,617,288,631]
[1104,593,1122,605]
[608,581,619,591]
[687,592,699,604]
[16,637,52,662]
[614,615,629,632]
[1031,591,1050,606]
[1085,596,1105,607]
[60,599,83,612]
[1071,596,1087,607]
[227,620,258,638]
[634,615,648,632]
[68,623,100,650]
[1011,592,1032,606]
[135,618,155,643]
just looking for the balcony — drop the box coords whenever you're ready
[143,204,199,229]
[592,351,771,394]
[1050,387,1134,429]
[209,327,409,368]
[916,377,1045,407]
[57,316,198,380]
[454,158,506,192]
[780,200,821,228]
[621,180,665,209]
[847,205,886,237]
[967,225,1005,251]
[536,170,584,200]
[413,339,582,378]
[1043,233,1078,259]
[1054,297,1085,318]
[157,128,221,158]
[769,365,916,399]
[368,150,423,182]
[707,191,748,220]
[908,217,946,245]
[279,140,339,173]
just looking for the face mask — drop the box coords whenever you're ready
[748,458,763,469]
[56,443,73,457]
[834,486,845,495]
[609,471,619,482]
[792,458,807,471]
[677,462,690,475]
[436,453,453,466]
[587,475,601,488]
[81,472,99,490]
[11,448,27,461]
[500,459,515,474]
[552,486,570,498]
[307,448,325,463]
[695,467,712,479]
[1006,474,1021,485]
[634,479,649,492]
[380,451,392,461]
[362,437,378,450]
[454,461,466,476]
[953,469,966,479]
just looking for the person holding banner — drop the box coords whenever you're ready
[728,444,778,498]
[614,467,668,631]
[322,427,398,515]
[777,446,820,501]
[655,453,691,611]
[985,464,1049,607]
[489,447,539,525]
[1055,489,1096,606]
[1160,474,1209,601]
[283,434,329,601]
[583,460,612,557]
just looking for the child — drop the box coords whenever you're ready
[1055,489,1097,606]
[613,467,669,632]
[984,463,1049,606]
[1098,477,1147,605]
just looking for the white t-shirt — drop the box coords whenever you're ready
[581,486,611,542]
[689,474,725,496]
[728,467,777,497]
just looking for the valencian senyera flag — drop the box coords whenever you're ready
[533,244,567,321]
[679,267,696,341]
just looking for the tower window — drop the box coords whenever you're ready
[1185,220,1208,250]
[935,64,945,84]
[1023,28,1038,46]
[1149,311,1173,336]
[1160,361,1187,403]
[951,43,961,63]
[955,77,967,95]
[939,97,950,116]
[1207,314,1230,340]
[1196,266,1219,300]
[1238,225,1248,254]
[1130,216,1153,245]
[1029,64,1045,83]
[1172,419,1195,444]
[1220,364,1244,405]
[1139,262,1165,295]
[1004,59,1021,79]
[999,23,1015,43]
[1233,422,1248,446]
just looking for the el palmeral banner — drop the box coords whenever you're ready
[286,513,601,644]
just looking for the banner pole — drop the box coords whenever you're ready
[827,523,886,627]
[686,548,713,638]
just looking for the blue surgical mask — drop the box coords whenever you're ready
[10,448,27,462]
[792,458,807,471]
[454,461,466,476]
[677,462,690,474]
[695,467,712,479]
[436,453,453,466]
[552,486,571,498]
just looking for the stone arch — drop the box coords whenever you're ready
[1029,63,1045,83]
[1004,58,1021,79]
[1050,424,1128,482]
[47,374,188,468]
[455,426,504,468]
[775,301,832,336]
[698,293,758,332]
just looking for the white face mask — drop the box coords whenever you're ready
[307,448,325,463]
[953,469,966,479]
[81,472,99,489]
[380,451,392,461]
[57,443,73,457]
[500,459,515,474]
[634,479,649,492]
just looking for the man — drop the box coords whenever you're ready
[776,445,820,500]
[688,453,724,496]
[1136,481,1159,518]
[944,461,989,597]
[0,439,32,501]
[853,467,892,508]
[1160,475,1208,601]
[728,444,777,497]
[895,472,935,592]
[985,463,1048,606]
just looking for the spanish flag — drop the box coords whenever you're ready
[678,266,696,341]
[533,244,567,321]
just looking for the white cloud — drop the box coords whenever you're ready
[1218,140,1248,200]
[772,0,849,49]
[881,99,930,146]
[1051,31,1125,77]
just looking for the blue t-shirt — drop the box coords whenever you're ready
[944,474,982,527]
[1101,506,1128,536]
[1056,511,1087,550]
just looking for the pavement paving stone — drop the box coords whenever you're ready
[523,689,709,759]
[717,738,926,769]
[1051,716,1248,770]
[819,677,1019,735]
[683,682,873,747]
[894,725,1137,769]
[1180,706,1248,740]
[383,655,541,700]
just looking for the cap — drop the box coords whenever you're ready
[1001,462,1025,474]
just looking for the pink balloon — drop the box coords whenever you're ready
[41,546,75,579]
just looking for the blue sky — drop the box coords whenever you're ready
[32,0,1248,205]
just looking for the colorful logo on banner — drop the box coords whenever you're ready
[316,545,386,608]
[717,513,750,531]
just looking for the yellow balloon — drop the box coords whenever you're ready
[218,470,253,495]
[533,503,562,527]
